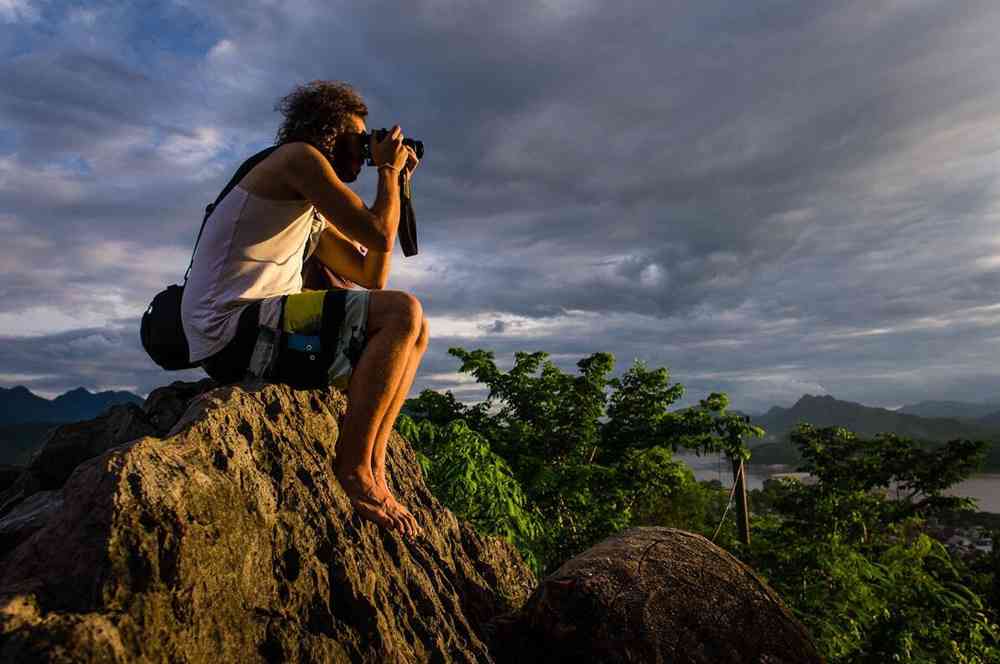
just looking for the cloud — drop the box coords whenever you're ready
[0,0,40,24]
[3,0,1000,415]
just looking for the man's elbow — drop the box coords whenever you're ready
[360,270,387,290]
[369,271,389,290]
[373,233,393,253]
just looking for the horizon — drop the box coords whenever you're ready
[4,3,1000,414]
[9,382,1000,417]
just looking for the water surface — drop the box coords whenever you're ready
[675,453,1000,514]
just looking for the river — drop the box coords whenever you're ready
[675,453,1000,514]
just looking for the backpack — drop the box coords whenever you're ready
[140,145,280,371]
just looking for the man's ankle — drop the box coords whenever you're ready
[335,462,374,484]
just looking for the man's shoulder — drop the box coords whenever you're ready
[238,143,313,199]
[276,141,330,164]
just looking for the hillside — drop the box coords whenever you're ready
[0,423,58,466]
[750,394,1000,445]
[897,399,1000,421]
[745,394,1000,470]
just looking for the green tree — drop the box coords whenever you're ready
[400,348,762,573]
[745,424,999,662]
[396,414,544,574]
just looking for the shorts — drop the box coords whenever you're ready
[201,289,371,391]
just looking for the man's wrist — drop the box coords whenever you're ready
[376,166,401,190]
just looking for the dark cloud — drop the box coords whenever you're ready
[2,0,1000,414]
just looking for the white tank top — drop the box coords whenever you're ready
[181,184,324,363]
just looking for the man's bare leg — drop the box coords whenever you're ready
[335,311,420,534]
[370,319,428,537]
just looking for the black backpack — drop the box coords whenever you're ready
[140,145,280,371]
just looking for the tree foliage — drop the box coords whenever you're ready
[395,348,999,662]
[397,415,544,573]
[745,424,999,662]
[401,348,759,571]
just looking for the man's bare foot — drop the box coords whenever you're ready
[336,467,409,536]
[373,473,421,538]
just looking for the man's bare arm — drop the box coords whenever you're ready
[362,248,392,290]
[283,143,400,252]
[314,220,394,290]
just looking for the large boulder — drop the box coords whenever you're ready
[495,527,823,664]
[0,380,534,663]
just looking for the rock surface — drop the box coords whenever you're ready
[0,380,534,663]
[498,527,823,664]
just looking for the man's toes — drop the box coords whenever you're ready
[387,509,409,535]
[350,496,397,532]
[395,512,412,538]
[401,513,417,538]
[403,512,420,538]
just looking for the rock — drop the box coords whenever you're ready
[496,527,822,664]
[0,381,534,663]
[141,378,219,435]
[28,403,159,491]
[0,491,62,555]
[0,466,22,494]
[0,471,40,523]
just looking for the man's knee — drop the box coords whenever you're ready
[416,317,430,351]
[369,290,423,336]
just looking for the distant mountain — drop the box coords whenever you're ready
[749,394,1000,446]
[49,387,145,423]
[744,394,1000,471]
[896,400,1000,421]
[0,385,143,425]
[0,386,53,423]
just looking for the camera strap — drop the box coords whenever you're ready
[398,171,418,257]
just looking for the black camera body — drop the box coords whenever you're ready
[361,128,424,167]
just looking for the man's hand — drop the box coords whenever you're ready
[403,145,419,178]
[373,125,409,171]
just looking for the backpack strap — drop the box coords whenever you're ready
[183,144,282,284]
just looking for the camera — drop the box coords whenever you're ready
[360,129,424,167]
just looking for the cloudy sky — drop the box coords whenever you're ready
[2,0,1000,415]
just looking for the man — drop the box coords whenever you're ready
[182,81,425,539]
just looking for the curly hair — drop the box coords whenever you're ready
[274,80,368,155]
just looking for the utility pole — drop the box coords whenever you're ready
[732,456,751,546]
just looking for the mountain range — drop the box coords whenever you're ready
[750,394,1000,445]
[747,394,1000,470]
[2,384,1000,468]
[897,399,1000,421]
[0,385,144,426]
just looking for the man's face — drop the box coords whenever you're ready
[332,114,367,183]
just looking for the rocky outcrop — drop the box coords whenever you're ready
[0,380,534,663]
[498,527,823,664]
